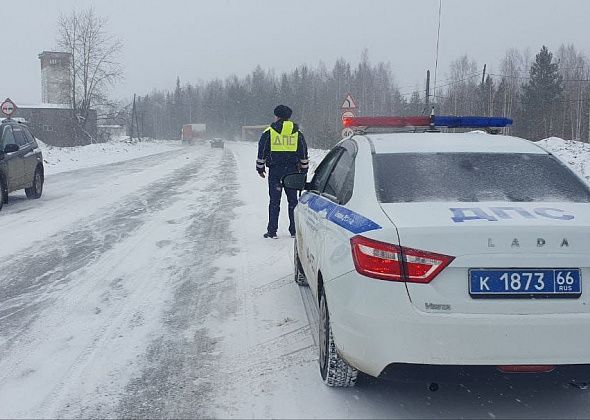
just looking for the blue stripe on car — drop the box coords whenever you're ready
[300,192,381,234]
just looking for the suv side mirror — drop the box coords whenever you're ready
[4,144,19,153]
[281,173,308,190]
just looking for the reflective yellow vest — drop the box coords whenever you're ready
[266,121,299,152]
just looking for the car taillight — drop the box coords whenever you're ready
[350,236,454,284]
[497,365,555,374]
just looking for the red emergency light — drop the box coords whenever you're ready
[342,116,431,128]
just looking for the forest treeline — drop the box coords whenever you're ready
[135,45,590,148]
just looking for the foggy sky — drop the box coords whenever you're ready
[3,0,589,106]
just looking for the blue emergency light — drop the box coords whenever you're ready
[433,116,512,128]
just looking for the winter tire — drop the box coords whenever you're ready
[294,239,308,286]
[319,288,357,387]
[25,167,43,199]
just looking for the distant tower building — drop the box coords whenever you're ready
[39,51,72,105]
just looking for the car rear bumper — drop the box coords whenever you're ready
[378,363,590,385]
[325,271,590,377]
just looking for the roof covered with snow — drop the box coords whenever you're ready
[19,103,71,110]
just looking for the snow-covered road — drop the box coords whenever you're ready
[1,141,590,418]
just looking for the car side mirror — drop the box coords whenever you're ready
[281,173,308,190]
[4,144,19,153]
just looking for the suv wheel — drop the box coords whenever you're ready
[25,167,43,199]
[294,239,308,286]
[319,288,358,387]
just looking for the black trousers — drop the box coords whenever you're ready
[267,166,298,235]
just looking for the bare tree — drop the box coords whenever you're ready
[442,55,479,115]
[57,7,123,133]
[499,49,523,118]
[557,44,588,140]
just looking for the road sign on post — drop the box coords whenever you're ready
[1,98,17,118]
[341,127,355,138]
[340,93,358,138]
[341,111,355,123]
[341,94,357,110]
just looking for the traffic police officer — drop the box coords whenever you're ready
[257,105,309,239]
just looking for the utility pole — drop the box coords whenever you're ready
[488,71,494,117]
[134,95,142,141]
[130,94,142,141]
[481,64,487,116]
[130,94,136,140]
[425,70,431,111]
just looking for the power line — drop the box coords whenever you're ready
[435,92,588,105]
[397,71,482,98]
[434,72,482,90]
[489,72,590,82]
[501,65,587,74]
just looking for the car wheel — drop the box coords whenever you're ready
[319,288,358,387]
[294,239,308,286]
[25,167,43,199]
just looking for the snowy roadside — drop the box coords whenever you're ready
[538,137,590,183]
[37,137,182,175]
[205,141,327,418]
[0,145,234,418]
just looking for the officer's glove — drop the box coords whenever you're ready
[257,169,266,179]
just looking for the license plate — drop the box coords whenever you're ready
[469,269,581,298]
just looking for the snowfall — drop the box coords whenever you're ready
[0,135,589,418]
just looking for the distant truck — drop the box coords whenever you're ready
[181,124,206,144]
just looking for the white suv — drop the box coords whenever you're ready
[284,116,590,387]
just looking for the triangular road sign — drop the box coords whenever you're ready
[341,93,357,110]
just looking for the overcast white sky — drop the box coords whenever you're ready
[3,0,589,106]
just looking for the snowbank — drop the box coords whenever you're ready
[37,138,182,175]
[538,137,590,183]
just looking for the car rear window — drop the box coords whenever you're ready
[374,153,590,203]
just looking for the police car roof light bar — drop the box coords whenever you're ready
[342,115,513,129]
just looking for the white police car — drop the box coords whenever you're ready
[283,115,590,387]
